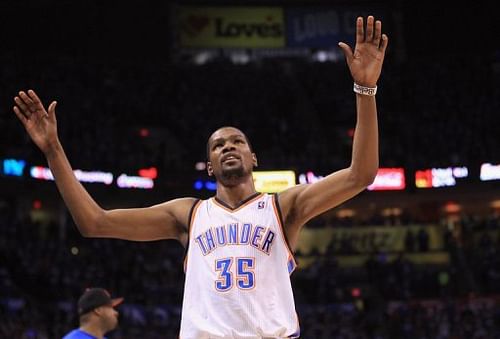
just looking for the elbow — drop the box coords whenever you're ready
[79,223,97,237]
[363,168,378,187]
[350,166,378,188]
[76,210,107,238]
[77,221,96,238]
[79,228,93,238]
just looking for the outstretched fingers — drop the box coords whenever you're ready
[14,90,50,122]
[338,42,353,64]
[360,16,385,49]
[373,20,382,47]
[19,91,36,112]
[379,34,389,53]
[24,90,48,118]
[13,106,28,125]
[355,17,364,44]
[14,95,31,119]
[47,101,58,121]
[28,90,44,107]
[365,16,374,42]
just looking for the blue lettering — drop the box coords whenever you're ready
[261,230,275,254]
[205,229,216,251]
[215,225,227,246]
[194,223,275,255]
[240,223,251,244]
[195,235,208,255]
[251,226,264,248]
[228,223,238,244]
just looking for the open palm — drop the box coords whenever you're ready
[13,90,59,155]
[338,16,388,87]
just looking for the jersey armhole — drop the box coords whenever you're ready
[183,199,202,272]
[273,193,297,274]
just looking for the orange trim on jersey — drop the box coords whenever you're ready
[271,196,298,273]
[211,193,264,213]
[183,199,203,273]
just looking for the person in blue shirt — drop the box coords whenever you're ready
[62,288,123,339]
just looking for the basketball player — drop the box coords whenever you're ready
[13,16,387,338]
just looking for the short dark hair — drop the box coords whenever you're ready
[206,126,253,161]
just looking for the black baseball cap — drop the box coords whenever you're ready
[77,288,124,316]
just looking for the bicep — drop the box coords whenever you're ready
[281,168,365,228]
[93,198,196,242]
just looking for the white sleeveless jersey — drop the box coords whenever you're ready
[180,193,300,339]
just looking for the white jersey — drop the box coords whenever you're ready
[180,193,300,339]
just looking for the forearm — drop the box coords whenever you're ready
[45,141,104,236]
[349,94,379,185]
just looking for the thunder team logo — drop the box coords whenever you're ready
[194,222,276,256]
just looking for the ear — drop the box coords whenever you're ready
[207,161,213,176]
[252,153,258,167]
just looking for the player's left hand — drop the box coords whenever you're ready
[338,16,388,87]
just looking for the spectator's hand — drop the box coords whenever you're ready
[338,16,388,87]
[13,90,59,155]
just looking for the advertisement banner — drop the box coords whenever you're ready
[368,168,406,191]
[253,170,296,193]
[415,166,469,188]
[296,224,443,255]
[285,8,370,48]
[480,163,500,181]
[178,6,285,48]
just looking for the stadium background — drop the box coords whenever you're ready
[1,0,499,338]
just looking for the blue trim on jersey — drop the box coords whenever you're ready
[273,193,298,275]
[287,258,297,274]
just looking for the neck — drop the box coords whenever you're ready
[215,176,257,208]
[80,323,105,339]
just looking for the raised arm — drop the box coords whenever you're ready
[279,16,388,249]
[13,90,195,244]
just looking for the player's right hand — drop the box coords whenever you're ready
[13,90,59,155]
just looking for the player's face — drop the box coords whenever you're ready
[207,127,257,182]
[99,305,119,331]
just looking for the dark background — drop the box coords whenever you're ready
[1,1,500,338]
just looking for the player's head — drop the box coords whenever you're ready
[206,126,257,184]
[78,288,123,332]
